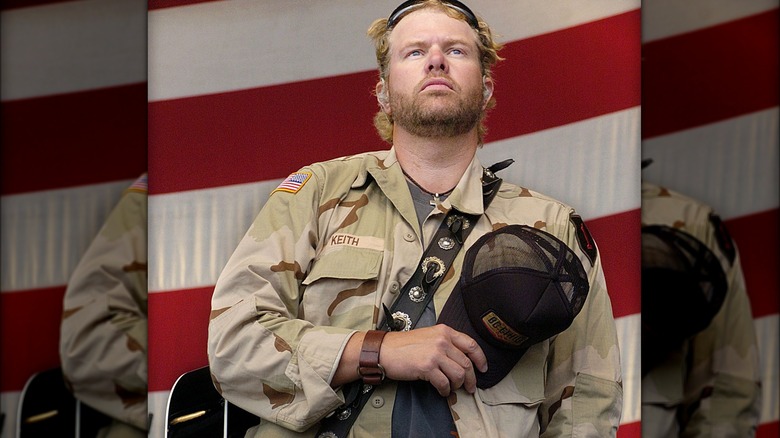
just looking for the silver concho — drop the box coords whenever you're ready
[362,384,373,394]
[421,256,445,279]
[336,408,351,421]
[446,215,471,230]
[438,236,455,250]
[409,286,426,303]
[318,432,338,438]
[391,311,412,331]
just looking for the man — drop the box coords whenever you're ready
[60,173,149,437]
[208,1,622,436]
[641,178,761,437]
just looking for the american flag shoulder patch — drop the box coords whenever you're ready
[273,172,312,194]
[126,173,148,193]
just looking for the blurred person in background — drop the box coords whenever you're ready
[641,165,761,437]
[60,173,149,438]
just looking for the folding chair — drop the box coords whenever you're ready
[16,367,111,437]
[165,366,259,438]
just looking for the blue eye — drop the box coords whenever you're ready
[408,49,423,57]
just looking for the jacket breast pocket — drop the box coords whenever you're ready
[300,246,384,327]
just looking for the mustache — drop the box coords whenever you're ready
[416,74,457,93]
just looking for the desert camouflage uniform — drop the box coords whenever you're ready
[208,150,623,437]
[641,182,761,437]
[60,174,148,437]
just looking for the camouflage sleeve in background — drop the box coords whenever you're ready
[680,220,761,437]
[59,173,148,434]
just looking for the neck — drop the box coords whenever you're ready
[393,128,478,194]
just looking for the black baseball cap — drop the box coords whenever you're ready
[437,225,590,389]
[641,225,727,357]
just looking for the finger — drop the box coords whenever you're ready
[427,369,452,397]
[462,360,477,394]
[449,330,488,373]
[440,346,482,394]
[438,355,468,392]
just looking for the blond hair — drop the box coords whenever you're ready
[367,1,504,144]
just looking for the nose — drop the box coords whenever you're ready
[427,47,448,74]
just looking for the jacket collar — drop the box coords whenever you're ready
[361,148,486,228]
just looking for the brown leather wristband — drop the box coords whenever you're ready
[357,330,388,385]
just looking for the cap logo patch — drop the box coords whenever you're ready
[481,311,526,346]
[273,172,312,194]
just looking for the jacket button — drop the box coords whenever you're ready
[403,233,415,242]
[371,396,385,408]
[389,282,399,294]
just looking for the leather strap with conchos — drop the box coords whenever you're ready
[315,161,511,438]
[381,161,507,333]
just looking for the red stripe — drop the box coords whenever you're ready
[725,209,779,318]
[0,0,77,11]
[148,10,640,194]
[1,83,148,195]
[148,0,222,10]
[488,10,640,143]
[616,421,640,438]
[148,287,213,391]
[758,421,779,437]
[587,209,642,318]
[642,9,779,139]
[0,286,65,392]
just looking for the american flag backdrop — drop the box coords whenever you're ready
[147,1,642,436]
[0,1,776,438]
[1,0,147,437]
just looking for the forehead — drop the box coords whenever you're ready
[387,8,478,50]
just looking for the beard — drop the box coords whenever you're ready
[389,81,483,138]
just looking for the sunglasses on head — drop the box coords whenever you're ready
[387,0,479,29]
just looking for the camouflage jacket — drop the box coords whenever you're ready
[208,150,622,437]
[59,174,148,434]
[641,182,760,437]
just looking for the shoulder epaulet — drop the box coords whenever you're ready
[708,213,736,265]
[125,173,148,194]
[569,213,597,266]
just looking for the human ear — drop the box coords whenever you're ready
[376,79,391,113]
[482,76,494,108]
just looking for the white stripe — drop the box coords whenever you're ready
[1,180,132,292]
[0,0,147,102]
[149,390,169,438]
[148,180,281,293]
[1,391,21,438]
[148,0,638,101]
[642,107,779,220]
[616,313,641,425]
[149,109,638,293]
[478,107,641,220]
[642,0,778,43]
[756,314,779,424]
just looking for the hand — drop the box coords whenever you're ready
[380,324,487,397]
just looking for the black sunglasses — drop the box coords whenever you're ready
[387,0,479,29]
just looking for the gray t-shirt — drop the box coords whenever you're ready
[391,180,457,437]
